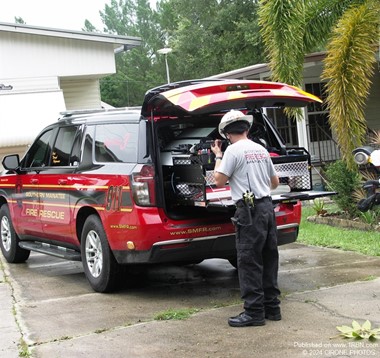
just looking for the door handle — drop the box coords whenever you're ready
[30,178,39,184]
[58,179,67,185]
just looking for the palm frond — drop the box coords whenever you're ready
[322,0,380,168]
[368,130,380,146]
[258,0,305,87]
[303,0,363,52]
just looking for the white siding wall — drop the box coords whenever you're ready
[60,78,101,110]
[0,24,140,159]
[0,76,60,93]
[0,89,66,147]
[0,33,109,148]
[0,31,116,79]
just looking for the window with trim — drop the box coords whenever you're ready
[305,83,332,141]
[51,126,79,166]
[265,108,298,146]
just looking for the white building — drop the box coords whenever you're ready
[0,22,141,160]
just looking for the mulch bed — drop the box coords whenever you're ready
[307,215,377,231]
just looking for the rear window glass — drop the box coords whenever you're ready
[94,123,138,163]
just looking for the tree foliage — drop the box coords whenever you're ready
[161,0,265,79]
[322,0,380,166]
[258,0,306,87]
[85,0,265,106]
[85,0,166,106]
[15,17,26,24]
[258,0,380,167]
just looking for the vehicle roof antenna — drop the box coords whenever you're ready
[247,173,252,192]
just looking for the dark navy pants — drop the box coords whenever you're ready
[233,197,281,318]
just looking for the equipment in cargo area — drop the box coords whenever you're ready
[150,79,335,211]
[165,148,312,208]
[159,123,313,210]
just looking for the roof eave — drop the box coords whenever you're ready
[0,22,141,47]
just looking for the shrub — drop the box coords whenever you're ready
[312,198,327,216]
[324,160,361,218]
[359,210,379,227]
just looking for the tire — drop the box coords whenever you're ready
[0,204,30,263]
[81,215,120,293]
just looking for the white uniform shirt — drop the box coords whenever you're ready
[216,139,276,202]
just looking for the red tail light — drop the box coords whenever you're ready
[131,165,156,206]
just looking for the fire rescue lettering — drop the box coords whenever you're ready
[25,208,65,220]
[244,150,268,164]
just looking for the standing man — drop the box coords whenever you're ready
[211,110,281,327]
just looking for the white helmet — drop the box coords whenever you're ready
[218,110,253,138]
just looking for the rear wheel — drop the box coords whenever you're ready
[81,215,119,292]
[0,204,30,263]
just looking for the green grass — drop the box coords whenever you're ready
[18,338,30,358]
[298,205,380,257]
[154,308,200,321]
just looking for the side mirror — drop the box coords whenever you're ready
[2,154,20,170]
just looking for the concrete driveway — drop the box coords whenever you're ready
[1,243,380,358]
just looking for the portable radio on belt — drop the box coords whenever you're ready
[243,190,255,207]
[243,173,255,208]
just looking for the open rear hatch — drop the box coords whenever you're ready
[142,79,322,117]
[143,79,335,211]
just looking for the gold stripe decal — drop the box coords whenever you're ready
[38,185,110,190]
[20,184,130,191]
[7,200,132,212]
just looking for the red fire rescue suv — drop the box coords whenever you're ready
[0,79,333,292]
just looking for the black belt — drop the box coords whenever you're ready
[235,196,271,207]
[255,196,272,202]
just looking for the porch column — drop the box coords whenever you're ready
[297,107,309,151]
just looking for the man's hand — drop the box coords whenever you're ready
[211,139,223,156]
[212,139,229,187]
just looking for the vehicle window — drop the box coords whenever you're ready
[24,129,54,168]
[70,128,82,166]
[82,131,94,167]
[51,126,79,166]
[94,123,138,163]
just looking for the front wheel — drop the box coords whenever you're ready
[0,204,30,263]
[81,215,120,293]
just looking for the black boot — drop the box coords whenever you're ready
[265,307,281,321]
[228,312,265,327]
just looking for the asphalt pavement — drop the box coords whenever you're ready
[1,243,380,358]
